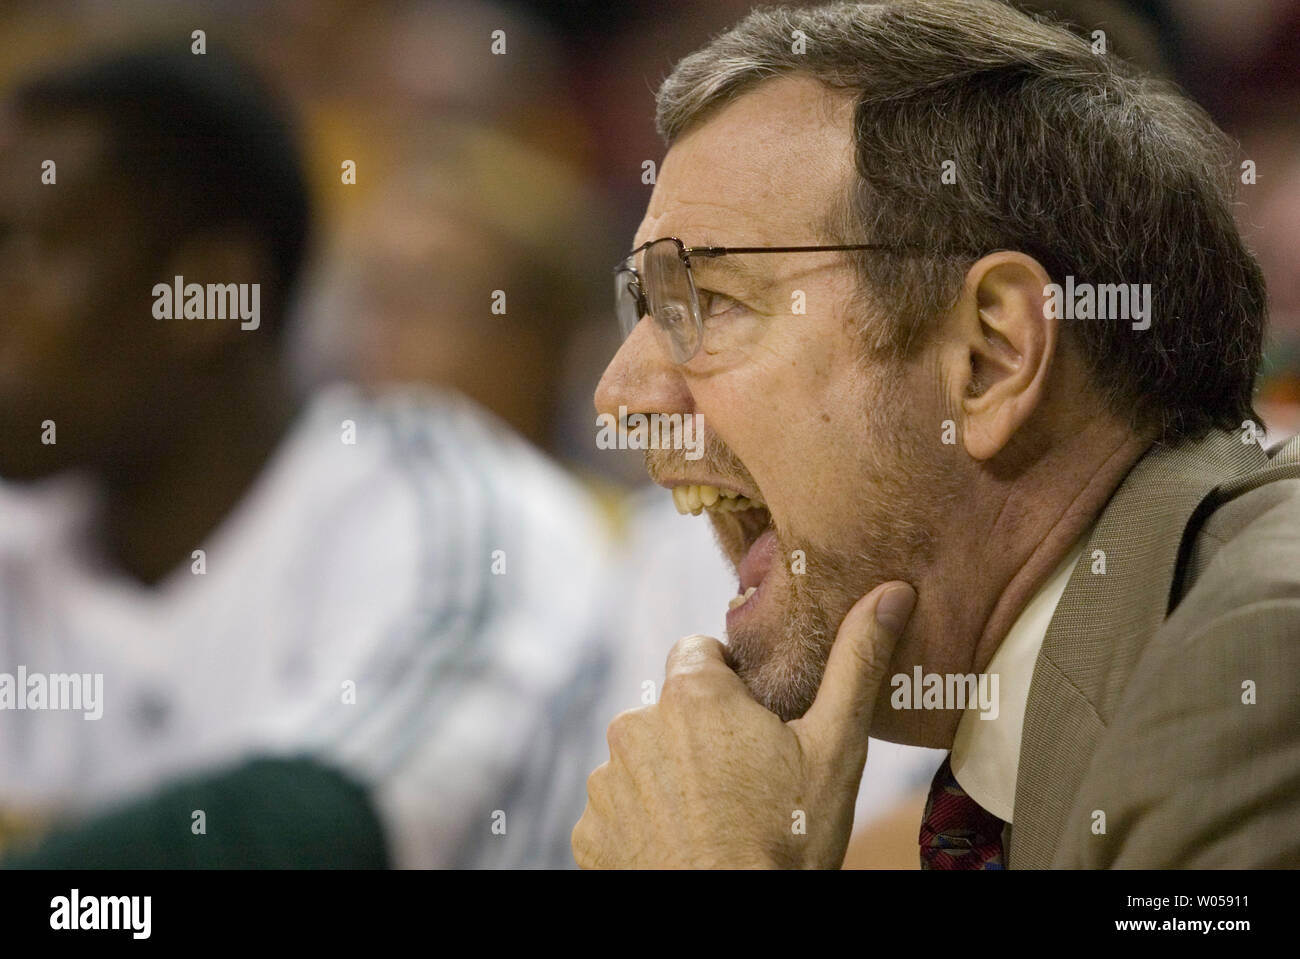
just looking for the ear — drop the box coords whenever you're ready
[156,233,267,355]
[941,252,1056,461]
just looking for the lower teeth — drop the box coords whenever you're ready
[728,585,758,611]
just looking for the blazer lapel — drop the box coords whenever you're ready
[1008,429,1269,868]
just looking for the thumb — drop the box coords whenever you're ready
[796,581,916,764]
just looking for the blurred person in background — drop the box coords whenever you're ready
[299,122,599,458]
[1244,112,1300,440]
[0,42,611,868]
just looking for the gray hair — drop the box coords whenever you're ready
[656,0,1265,443]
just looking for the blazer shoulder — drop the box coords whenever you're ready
[1054,480,1300,867]
[1179,476,1300,622]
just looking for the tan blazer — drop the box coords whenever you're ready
[1007,428,1300,867]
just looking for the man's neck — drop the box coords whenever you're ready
[95,368,300,587]
[886,416,1154,747]
[967,426,1154,672]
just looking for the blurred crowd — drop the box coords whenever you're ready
[0,0,1297,868]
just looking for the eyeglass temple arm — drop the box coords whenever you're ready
[614,242,941,271]
[685,244,926,257]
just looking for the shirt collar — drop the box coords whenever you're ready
[949,531,1091,822]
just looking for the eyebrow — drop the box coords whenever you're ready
[684,236,772,290]
[689,254,765,286]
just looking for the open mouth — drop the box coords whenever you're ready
[671,483,776,614]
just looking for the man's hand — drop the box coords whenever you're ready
[572,581,917,869]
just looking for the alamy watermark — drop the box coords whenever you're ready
[0,666,103,720]
[1043,276,1151,331]
[596,406,704,460]
[890,667,999,720]
[152,275,261,330]
[50,889,150,939]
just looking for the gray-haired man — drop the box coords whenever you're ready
[575,0,1300,869]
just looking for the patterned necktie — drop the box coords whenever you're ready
[919,754,1005,869]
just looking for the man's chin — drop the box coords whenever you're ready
[723,576,838,722]
[724,649,820,722]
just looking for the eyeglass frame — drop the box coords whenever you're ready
[613,236,936,363]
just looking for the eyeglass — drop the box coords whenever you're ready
[613,236,929,364]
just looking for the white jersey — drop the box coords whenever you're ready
[0,384,614,868]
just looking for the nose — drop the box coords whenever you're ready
[594,315,694,423]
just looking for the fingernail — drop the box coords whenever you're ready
[875,584,916,635]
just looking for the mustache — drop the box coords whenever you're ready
[644,433,757,492]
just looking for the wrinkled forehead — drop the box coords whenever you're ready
[635,75,856,251]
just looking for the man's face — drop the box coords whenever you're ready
[597,76,963,724]
[0,110,183,480]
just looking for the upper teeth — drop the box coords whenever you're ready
[672,484,763,516]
